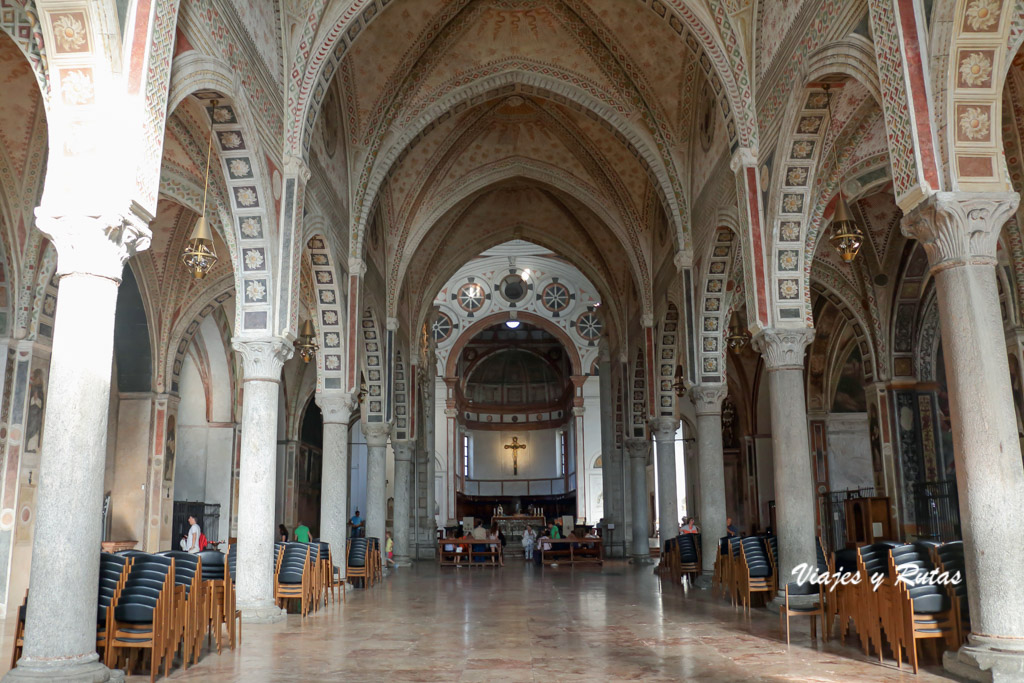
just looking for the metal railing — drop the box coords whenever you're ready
[912,480,961,542]
[172,501,221,546]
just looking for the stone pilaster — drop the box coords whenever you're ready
[9,211,150,683]
[420,366,437,558]
[625,438,652,563]
[231,338,292,623]
[597,348,624,556]
[649,417,679,549]
[751,328,816,596]
[362,421,391,570]
[690,383,728,583]
[902,192,1024,681]
[391,439,414,566]
[317,392,354,578]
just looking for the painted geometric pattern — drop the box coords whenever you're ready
[700,229,736,381]
[393,347,408,437]
[656,303,679,417]
[630,346,647,437]
[0,0,48,92]
[360,309,385,417]
[867,0,923,200]
[137,0,180,211]
[198,94,275,332]
[306,235,346,392]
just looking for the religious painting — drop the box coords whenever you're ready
[832,347,867,412]
[163,415,176,483]
[24,368,44,453]
[869,404,885,492]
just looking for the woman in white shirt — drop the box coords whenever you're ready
[179,515,201,554]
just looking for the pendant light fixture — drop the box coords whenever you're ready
[823,84,864,264]
[725,309,750,351]
[182,99,220,279]
[295,319,318,363]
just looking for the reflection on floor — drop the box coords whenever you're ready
[4,561,955,682]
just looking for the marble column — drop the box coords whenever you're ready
[392,439,413,566]
[690,384,728,582]
[363,422,390,568]
[626,438,652,563]
[232,339,292,623]
[650,417,680,549]
[598,349,624,556]
[422,369,437,555]
[317,393,354,577]
[751,328,816,595]
[7,215,149,683]
[903,193,1024,681]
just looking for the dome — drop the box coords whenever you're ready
[464,349,565,406]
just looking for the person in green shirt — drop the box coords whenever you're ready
[549,521,561,539]
[294,520,311,543]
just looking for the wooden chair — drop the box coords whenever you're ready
[274,542,313,616]
[677,534,700,586]
[346,538,370,588]
[932,541,968,645]
[779,581,828,645]
[159,551,205,668]
[712,537,728,598]
[105,554,176,682]
[737,537,774,614]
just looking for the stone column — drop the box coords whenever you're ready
[626,438,652,563]
[422,368,437,554]
[363,422,390,568]
[8,214,150,683]
[318,393,354,577]
[598,348,624,556]
[391,439,413,566]
[751,328,816,594]
[650,417,680,549]
[690,384,728,583]
[232,339,292,623]
[903,193,1024,680]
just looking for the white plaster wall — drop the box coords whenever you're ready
[583,376,601,523]
[468,428,559,479]
[825,413,874,492]
[349,419,368,518]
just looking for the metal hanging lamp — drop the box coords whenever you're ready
[725,309,750,351]
[182,100,220,279]
[823,84,864,263]
[295,318,319,363]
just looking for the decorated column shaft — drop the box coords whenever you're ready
[11,213,150,682]
[649,417,679,549]
[903,193,1024,676]
[318,393,354,577]
[232,338,291,623]
[752,328,816,592]
[691,384,728,577]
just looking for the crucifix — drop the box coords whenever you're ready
[504,436,526,476]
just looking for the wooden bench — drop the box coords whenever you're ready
[540,538,603,565]
[437,539,502,567]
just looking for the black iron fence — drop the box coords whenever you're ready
[912,480,961,542]
[172,501,221,547]
[817,487,875,554]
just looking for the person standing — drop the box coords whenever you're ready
[350,509,364,538]
[522,526,537,561]
[278,523,289,542]
[180,515,201,554]
[294,520,311,543]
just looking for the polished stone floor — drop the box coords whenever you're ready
[4,561,956,681]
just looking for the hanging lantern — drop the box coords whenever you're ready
[822,84,864,264]
[671,365,689,398]
[182,99,219,279]
[725,310,750,352]
[295,319,318,363]
[828,193,864,263]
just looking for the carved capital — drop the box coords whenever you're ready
[901,191,1019,269]
[690,383,728,416]
[444,408,458,418]
[624,437,650,460]
[282,153,311,183]
[751,328,814,371]
[386,317,399,331]
[316,392,355,424]
[36,209,152,281]
[392,439,414,461]
[572,406,586,417]
[232,337,293,381]
[673,251,691,271]
[730,146,757,173]
[348,257,366,278]
[640,313,654,328]
[362,421,391,447]
[649,416,678,440]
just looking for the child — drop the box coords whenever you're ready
[522,526,537,561]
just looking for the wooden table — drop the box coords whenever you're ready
[101,540,137,553]
[438,539,502,567]
[539,537,603,565]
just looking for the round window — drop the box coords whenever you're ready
[499,274,528,303]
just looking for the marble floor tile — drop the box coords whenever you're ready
[0,561,959,681]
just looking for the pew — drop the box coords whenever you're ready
[437,538,502,567]
[539,537,603,565]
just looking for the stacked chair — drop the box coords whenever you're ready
[274,542,314,616]
[198,548,240,653]
[319,541,345,605]
[104,552,176,681]
[659,537,679,580]
[886,543,959,673]
[712,537,729,598]
[933,541,969,646]
[676,534,701,586]
[737,537,775,614]
[158,551,205,668]
[368,537,383,583]
[346,537,371,588]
